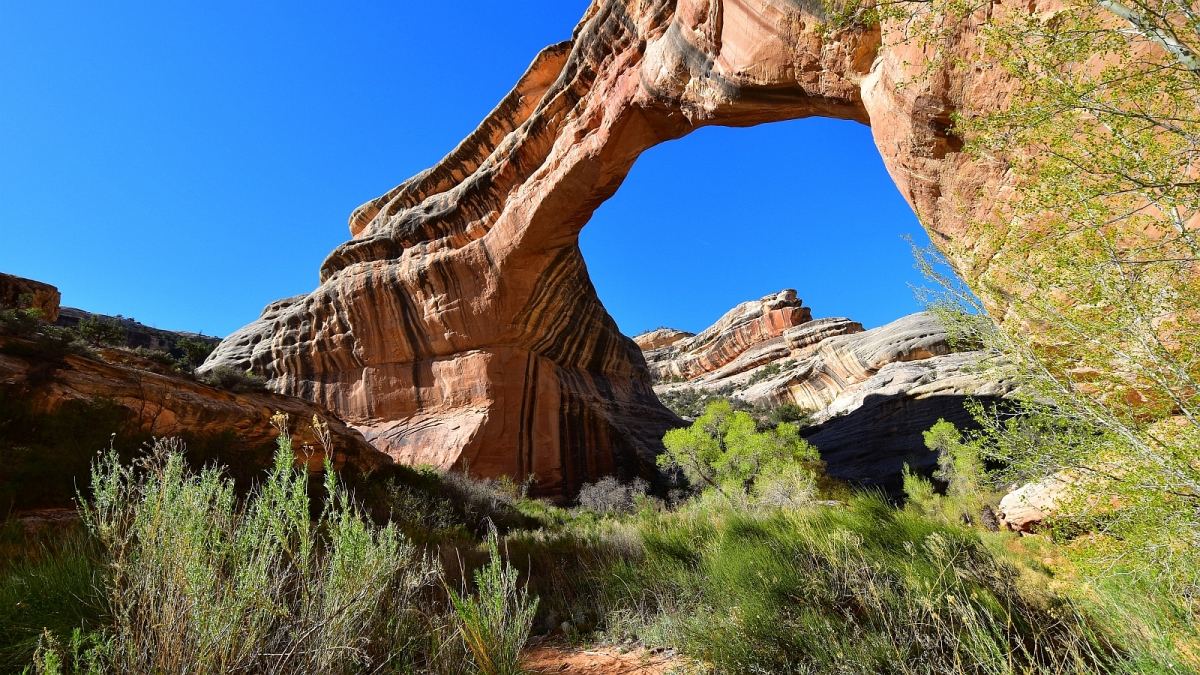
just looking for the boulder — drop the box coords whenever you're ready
[998,476,1070,532]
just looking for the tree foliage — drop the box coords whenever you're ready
[899,0,1200,596]
[658,400,821,502]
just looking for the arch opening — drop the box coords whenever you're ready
[579,117,933,337]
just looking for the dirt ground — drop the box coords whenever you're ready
[523,643,683,674]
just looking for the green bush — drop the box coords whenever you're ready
[447,524,538,675]
[29,433,439,674]
[70,318,124,348]
[0,525,102,672]
[658,399,822,503]
[174,338,215,370]
[601,495,1172,674]
[198,365,268,393]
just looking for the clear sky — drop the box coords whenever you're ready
[1,1,931,338]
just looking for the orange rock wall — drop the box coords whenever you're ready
[205,0,1020,497]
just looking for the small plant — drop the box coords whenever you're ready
[71,317,124,348]
[902,463,941,516]
[199,365,268,393]
[174,338,215,370]
[577,476,649,514]
[447,523,539,675]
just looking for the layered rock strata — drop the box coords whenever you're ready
[646,294,1015,487]
[0,337,388,475]
[204,0,1032,496]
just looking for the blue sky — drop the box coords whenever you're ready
[1,1,930,338]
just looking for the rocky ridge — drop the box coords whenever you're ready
[641,291,1016,488]
[1,273,389,511]
[54,307,222,354]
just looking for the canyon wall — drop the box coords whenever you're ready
[204,0,1017,497]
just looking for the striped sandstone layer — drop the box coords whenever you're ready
[203,0,1025,497]
[647,301,1017,488]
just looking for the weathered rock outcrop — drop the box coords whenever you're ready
[643,290,812,381]
[0,337,388,475]
[648,294,1015,488]
[1,272,61,322]
[205,0,1027,496]
[54,307,221,354]
[632,328,693,351]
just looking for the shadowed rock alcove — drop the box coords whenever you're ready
[203,0,1015,498]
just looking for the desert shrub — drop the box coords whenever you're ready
[198,365,268,393]
[446,523,538,675]
[0,526,103,671]
[31,433,441,674]
[655,386,728,419]
[0,307,44,339]
[767,401,810,427]
[174,338,215,370]
[751,461,817,508]
[746,362,782,385]
[70,317,124,348]
[128,346,177,369]
[599,494,1173,674]
[903,463,942,517]
[658,399,822,503]
[901,419,1003,528]
[577,476,649,514]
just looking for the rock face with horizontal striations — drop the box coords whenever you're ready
[644,291,812,382]
[649,297,1016,489]
[0,336,389,479]
[203,0,1033,497]
[632,328,693,352]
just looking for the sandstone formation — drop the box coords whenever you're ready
[632,328,693,352]
[0,336,388,476]
[1,272,61,322]
[204,0,1028,496]
[647,293,1015,488]
[998,476,1068,532]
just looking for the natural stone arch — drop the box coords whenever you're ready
[204,0,1009,498]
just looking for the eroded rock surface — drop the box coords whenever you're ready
[648,294,1015,488]
[0,337,388,475]
[1,272,61,322]
[205,0,1029,496]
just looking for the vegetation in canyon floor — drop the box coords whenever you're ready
[3,406,1197,674]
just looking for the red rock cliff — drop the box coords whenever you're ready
[203,0,1019,497]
